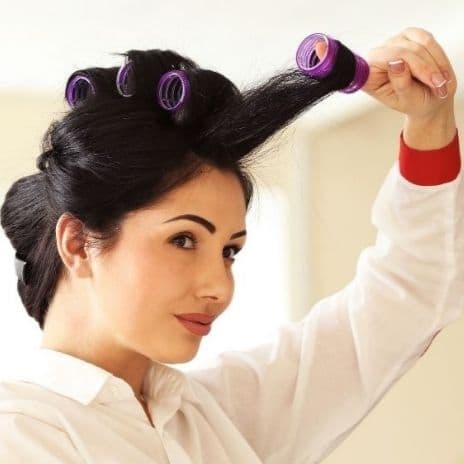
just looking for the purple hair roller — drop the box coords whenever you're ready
[296,33,336,79]
[156,70,191,111]
[296,32,369,93]
[65,74,96,108]
[116,59,136,97]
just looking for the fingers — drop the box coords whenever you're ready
[387,59,414,98]
[385,27,454,97]
[314,40,328,61]
[384,37,450,98]
[368,45,438,88]
[400,27,454,81]
[368,27,455,98]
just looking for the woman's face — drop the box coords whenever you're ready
[89,166,247,364]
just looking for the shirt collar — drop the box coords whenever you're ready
[10,347,200,410]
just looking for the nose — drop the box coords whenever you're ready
[197,259,234,307]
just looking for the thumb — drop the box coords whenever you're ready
[314,41,327,60]
[387,59,413,96]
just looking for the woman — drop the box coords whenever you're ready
[0,27,460,463]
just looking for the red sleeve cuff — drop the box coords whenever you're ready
[399,128,461,186]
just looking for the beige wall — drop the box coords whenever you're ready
[1,91,463,462]
[286,99,464,462]
[0,93,68,190]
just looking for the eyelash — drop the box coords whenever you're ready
[170,233,243,262]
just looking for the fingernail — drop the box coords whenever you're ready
[388,60,405,73]
[438,84,448,98]
[443,71,452,83]
[432,72,447,87]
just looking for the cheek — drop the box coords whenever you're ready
[125,243,190,299]
[93,241,190,327]
[91,242,203,361]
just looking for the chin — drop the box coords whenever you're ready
[175,345,201,364]
[156,343,200,365]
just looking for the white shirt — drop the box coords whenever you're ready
[1,152,463,463]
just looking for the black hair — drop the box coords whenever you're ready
[1,41,357,330]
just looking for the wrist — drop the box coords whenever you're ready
[403,106,457,150]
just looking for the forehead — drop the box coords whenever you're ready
[131,167,247,225]
[173,167,244,201]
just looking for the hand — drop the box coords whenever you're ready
[315,27,457,121]
[315,27,458,148]
[363,27,457,122]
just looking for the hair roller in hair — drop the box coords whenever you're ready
[65,73,97,108]
[116,59,136,97]
[156,70,191,111]
[65,67,120,108]
[296,32,369,93]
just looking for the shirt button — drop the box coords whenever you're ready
[110,385,119,397]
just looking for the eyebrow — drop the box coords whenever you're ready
[163,214,247,239]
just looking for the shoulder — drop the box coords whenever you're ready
[0,380,83,462]
[0,379,71,428]
[0,411,82,463]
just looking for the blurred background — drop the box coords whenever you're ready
[1,1,463,462]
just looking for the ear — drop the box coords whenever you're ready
[55,213,92,280]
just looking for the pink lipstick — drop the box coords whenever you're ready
[175,316,212,336]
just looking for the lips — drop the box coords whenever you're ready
[175,313,216,324]
[175,317,212,336]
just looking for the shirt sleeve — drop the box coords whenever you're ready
[399,128,460,185]
[187,129,463,463]
[0,412,84,464]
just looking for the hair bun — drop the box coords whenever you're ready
[37,149,54,172]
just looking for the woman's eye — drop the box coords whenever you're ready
[223,246,242,262]
[170,234,242,262]
[171,234,197,249]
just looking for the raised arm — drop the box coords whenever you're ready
[187,125,461,462]
[186,28,462,463]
